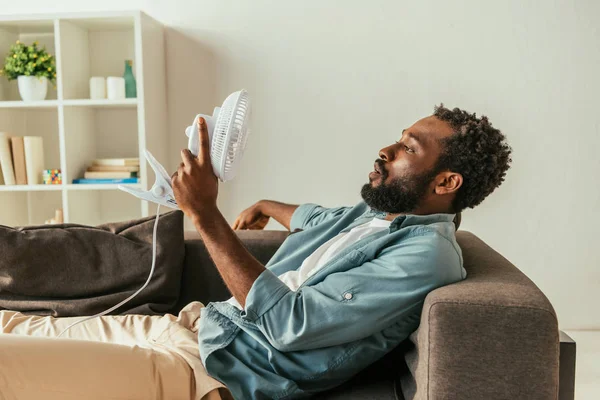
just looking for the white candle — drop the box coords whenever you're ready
[89,77,106,99]
[106,77,126,100]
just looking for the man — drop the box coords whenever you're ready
[170,104,512,399]
[0,105,511,400]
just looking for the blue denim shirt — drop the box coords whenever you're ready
[198,201,466,399]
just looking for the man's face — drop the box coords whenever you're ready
[361,116,455,214]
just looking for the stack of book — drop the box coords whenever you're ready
[73,158,140,184]
[0,133,45,185]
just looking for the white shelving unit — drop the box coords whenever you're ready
[0,11,167,226]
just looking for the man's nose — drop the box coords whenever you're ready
[379,145,394,162]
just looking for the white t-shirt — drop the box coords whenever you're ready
[227,217,392,310]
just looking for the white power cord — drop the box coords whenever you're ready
[57,205,161,338]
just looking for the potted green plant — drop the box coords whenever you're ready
[0,40,56,101]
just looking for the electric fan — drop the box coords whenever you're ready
[57,90,251,338]
[119,89,251,208]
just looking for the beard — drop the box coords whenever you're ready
[360,161,438,214]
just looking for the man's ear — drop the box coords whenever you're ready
[434,171,463,195]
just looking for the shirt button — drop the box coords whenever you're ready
[343,292,353,300]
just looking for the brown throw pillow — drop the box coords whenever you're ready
[0,210,185,317]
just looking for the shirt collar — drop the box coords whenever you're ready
[361,203,455,228]
[392,213,456,228]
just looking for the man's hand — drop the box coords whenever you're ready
[171,117,266,308]
[172,117,218,223]
[232,201,270,230]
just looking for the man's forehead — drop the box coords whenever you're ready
[405,116,454,140]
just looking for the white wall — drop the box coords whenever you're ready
[2,0,598,330]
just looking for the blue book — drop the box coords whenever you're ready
[72,178,139,184]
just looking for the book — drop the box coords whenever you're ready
[10,137,27,185]
[23,136,44,185]
[87,165,140,172]
[72,178,139,184]
[93,158,139,167]
[0,133,15,185]
[84,171,138,179]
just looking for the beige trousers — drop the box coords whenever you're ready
[0,302,229,400]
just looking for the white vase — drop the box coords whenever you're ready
[17,76,48,102]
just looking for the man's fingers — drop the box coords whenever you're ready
[235,219,247,230]
[171,168,179,182]
[181,149,194,167]
[197,117,211,163]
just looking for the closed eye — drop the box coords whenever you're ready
[396,141,415,153]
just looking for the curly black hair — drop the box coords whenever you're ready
[433,105,512,212]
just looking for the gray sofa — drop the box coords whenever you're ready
[173,230,576,400]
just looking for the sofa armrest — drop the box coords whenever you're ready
[401,231,560,400]
[559,331,576,400]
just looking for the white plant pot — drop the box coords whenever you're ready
[17,76,48,102]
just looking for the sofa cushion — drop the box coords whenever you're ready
[0,211,185,317]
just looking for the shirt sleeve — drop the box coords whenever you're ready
[241,232,462,352]
[289,203,352,231]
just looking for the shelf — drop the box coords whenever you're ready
[0,99,137,109]
[62,99,138,108]
[0,184,143,192]
[0,185,63,192]
[0,11,166,227]
[0,100,59,109]
[65,183,142,191]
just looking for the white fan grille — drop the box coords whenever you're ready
[210,90,251,181]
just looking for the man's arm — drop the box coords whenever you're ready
[192,207,265,308]
[232,200,298,231]
[257,200,298,230]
